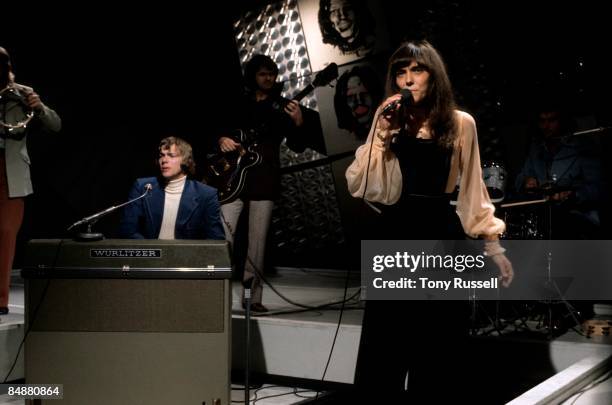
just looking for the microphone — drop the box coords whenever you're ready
[67,183,153,231]
[381,89,413,115]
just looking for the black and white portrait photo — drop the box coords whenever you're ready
[299,0,387,72]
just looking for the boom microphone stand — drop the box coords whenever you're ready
[67,183,152,241]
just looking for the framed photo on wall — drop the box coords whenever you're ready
[298,0,388,73]
[315,58,387,154]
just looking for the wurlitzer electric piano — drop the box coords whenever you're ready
[21,238,232,405]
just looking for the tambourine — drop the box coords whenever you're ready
[0,86,35,132]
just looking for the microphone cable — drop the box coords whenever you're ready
[314,260,353,400]
[241,249,358,403]
[220,210,361,313]
[245,254,361,313]
[360,90,410,213]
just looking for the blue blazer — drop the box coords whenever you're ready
[119,177,225,240]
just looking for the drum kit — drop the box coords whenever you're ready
[452,160,551,239]
[470,161,584,338]
[451,161,539,239]
[483,124,612,239]
[469,126,612,337]
[480,160,577,240]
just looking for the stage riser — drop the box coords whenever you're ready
[231,316,361,384]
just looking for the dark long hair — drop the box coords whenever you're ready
[385,40,458,147]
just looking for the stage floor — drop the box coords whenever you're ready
[0,267,362,405]
[229,267,363,386]
[3,268,612,404]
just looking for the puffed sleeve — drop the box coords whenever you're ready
[455,111,505,238]
[345,108,402,204]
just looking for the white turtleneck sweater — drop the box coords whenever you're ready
[158,176,187,240]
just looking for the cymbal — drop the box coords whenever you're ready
[572,126,612,136]
[524,184,574,195]
[500,198,547,208]
[500,185,576,208]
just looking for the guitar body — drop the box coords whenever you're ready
[205,143,262,204]
[204,63,339,205]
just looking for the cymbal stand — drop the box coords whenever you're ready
[535,200,583,338]
[468,275,504,336]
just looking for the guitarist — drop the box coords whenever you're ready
[216,54,319,313]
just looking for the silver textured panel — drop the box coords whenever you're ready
[235,1,344,260]
[234,0,318,110]
[274,144,345,254]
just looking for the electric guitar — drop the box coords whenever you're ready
[204,63,338,204]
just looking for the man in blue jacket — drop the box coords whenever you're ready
[120,136,225,240]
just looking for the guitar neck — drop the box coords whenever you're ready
[292,84,315,103]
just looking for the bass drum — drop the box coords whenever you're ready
[482,161,506,203]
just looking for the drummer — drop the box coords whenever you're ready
[514,99,603,238]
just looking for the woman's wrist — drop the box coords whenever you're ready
[373,127,390,150]
[484,240,506,257]
[375,128,389,141]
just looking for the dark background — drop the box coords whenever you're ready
[2,1,611,266]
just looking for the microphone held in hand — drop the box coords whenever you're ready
[381,89,413,115]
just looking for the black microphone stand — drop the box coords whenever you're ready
[243,277,254,405]
[67,185,152,241]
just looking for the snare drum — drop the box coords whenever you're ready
[482,161,506,203]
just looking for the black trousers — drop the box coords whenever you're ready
[354,196,470,401]
[353,300,470,402]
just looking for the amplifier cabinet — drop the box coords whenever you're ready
[23,239,231,405]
